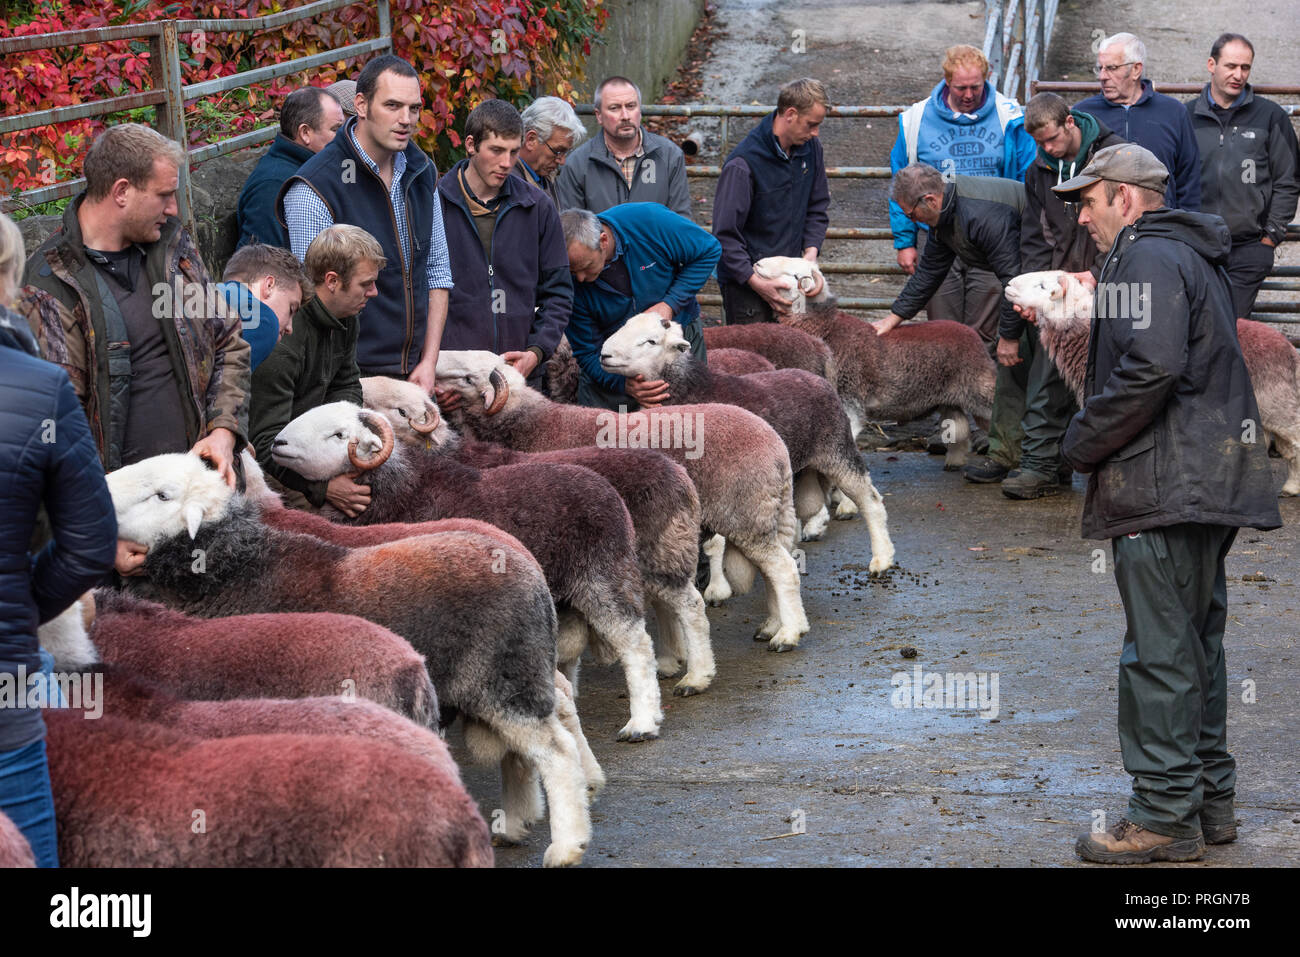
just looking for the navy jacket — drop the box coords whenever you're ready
[1076,80,1202,210]
[1063,209,1281,538]
[713,112,829,285]
[278,117,438,376]
[236,134,313,249]
[437,159,573,364]
[569,203,720,393]
[0,310,118,751]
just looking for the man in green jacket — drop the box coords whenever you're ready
[250,224,381,514]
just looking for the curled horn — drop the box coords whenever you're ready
[797,270,820,294]
[410,398,440,435]
[484,367,510,416]
[348,411,395,470]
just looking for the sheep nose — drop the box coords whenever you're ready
[272,438,287,449]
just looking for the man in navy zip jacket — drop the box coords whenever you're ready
[436,100,572,389]
[713,77,830,324]
[279,55,453,394]
[562,203,720,410]
[1076,32,1201,211]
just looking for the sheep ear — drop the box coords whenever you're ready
[183,502,204,540]
[674,341,690,353]
[1049,283,1065,301]
[660,317,672,330]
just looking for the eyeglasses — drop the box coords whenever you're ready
[903,195,931,220]
[1093,62,1136,77]
[542,139,570,160]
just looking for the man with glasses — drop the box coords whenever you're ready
[1076,32,1201,210]
[513,96,587,207]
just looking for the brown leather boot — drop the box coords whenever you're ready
[1075,817,1205,863]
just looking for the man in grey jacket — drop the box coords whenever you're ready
[555,76,691,219]
[1052,144,1280,863]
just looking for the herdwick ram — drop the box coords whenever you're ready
[0,810,33,867]
[435,351,813,652]
[702,323,836,381]
[600,311,895,572]
[45,709,493,867]
[1006,270,1300,497]
[238,451,604,794]
[361,376,714,695]
[104,453,590,867]
[273,404,664,741]
[705,347,776,376]
[753,256,996,470]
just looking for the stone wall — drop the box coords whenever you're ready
[17,0,705,277]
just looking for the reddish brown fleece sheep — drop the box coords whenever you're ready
[0,810,34,867]
[703,324,835,380]
[707,347,776,376]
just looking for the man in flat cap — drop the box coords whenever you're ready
[1042,143,1280,862]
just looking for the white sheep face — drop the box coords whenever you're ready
[435,350,526,410]
[107,453,235,545]
[752,256,828,313]
[361,376,452,448]
[1004,271,1094,332]
[599,312,689,380]
[274,402,379,480]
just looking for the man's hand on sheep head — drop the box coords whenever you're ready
[325,472,371,518]
[115,539,148,577]
[503,350,539,379]
[191,427,238,489]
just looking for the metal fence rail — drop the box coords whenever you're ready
[984,0,1060,99]
[0,0,390,230]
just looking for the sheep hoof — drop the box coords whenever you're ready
[617,724,661,743]
[869,553,896,575]
[801,513,831,540]
[492,830,528,848]
[703,583,732,605]
[767,630,801,652]
[656,657,684,679]
[833,500,859,520]
[753,617,780,641]
[543,843,586,868]
[673,675,712,697]
[800,526,824,542]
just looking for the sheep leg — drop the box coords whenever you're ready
[823,463,896,574]
[842,398,866,442]
[651,601,684,678]
[653,587,715,697]
[560,658,582,698]
[556,611,589,671]
[741,540,810,652]
[1270,428,1300,496]
[499,750,545,838]
[822,473,858,519]
[796,470,830,540]
[586,610,663,742]
[938,406,972,470]
[495,716,591,868]
[701,533,732,605]
[554,671,605,797]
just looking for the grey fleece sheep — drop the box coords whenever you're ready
[274,403,665,742]
[360,375,714,695]
[601,312,895,572]
[105,453,590,868]
[436,351,813,653]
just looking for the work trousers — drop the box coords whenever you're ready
[984,323,1075,472]
[1111,523,1239,839]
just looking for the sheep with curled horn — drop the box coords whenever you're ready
[435,351,814,653]
[274,403,667,741]
[361,375,713,694]
[105,452,589,868]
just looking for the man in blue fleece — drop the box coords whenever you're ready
[560,203,720,411]
[1076,32,1201,211]
[889,44,1036,346]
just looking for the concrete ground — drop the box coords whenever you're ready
[463,451,1300,868]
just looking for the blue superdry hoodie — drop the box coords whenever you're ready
[889,80,1037,249]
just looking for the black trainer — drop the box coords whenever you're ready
[1001,468,1062,499]
[963,456,1011,484]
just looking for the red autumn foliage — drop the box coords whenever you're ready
[1,0,608,200]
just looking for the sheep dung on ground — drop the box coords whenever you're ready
[702,324,836,381]
[361,376,713,695]
[1006,269,1300,497]
[105,453,590,867]
[753,256,996,471]
[706,347,777,376]
[274,403,665,743]
[435,351,812,652]
[601,311,895,573]
[45,709,492,867]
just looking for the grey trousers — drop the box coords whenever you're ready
[1111,523,1238,839]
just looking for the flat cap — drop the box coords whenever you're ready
[1052,143,1169,200]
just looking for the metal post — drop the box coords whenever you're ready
[377,0,391,48]
[151,21,194,235]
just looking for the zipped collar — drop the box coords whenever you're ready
[1192,82,1255,124]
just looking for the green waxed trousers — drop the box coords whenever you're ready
[1110,523,1239,839]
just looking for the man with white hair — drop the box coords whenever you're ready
[555,76,691,218]
[513,96,587,206]
[1076,32,1201,210]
